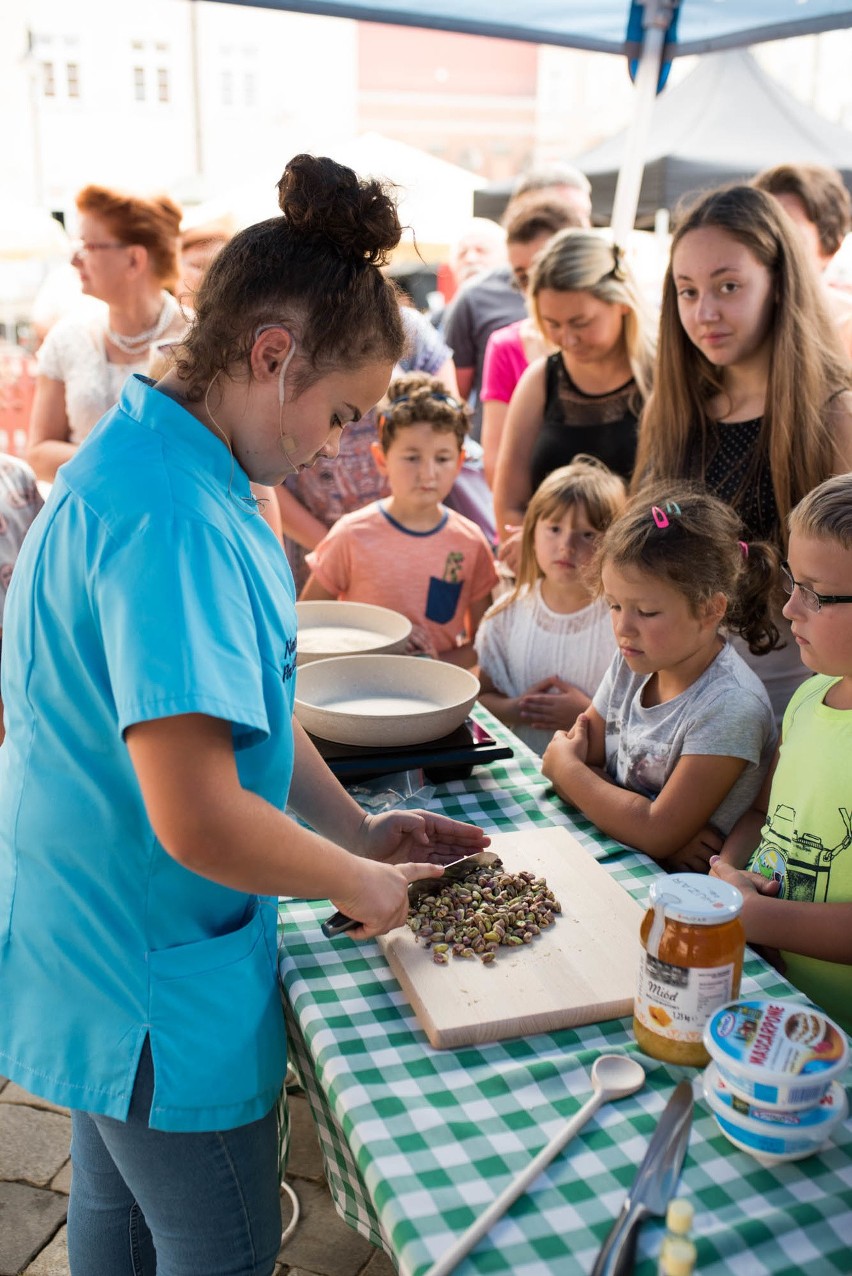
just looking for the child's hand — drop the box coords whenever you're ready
[518,677,589,731]
[496,526,522,576]
[406,624,438,659]
[709,857,781,898]
[666,825,724,874]
[541,713,590,782]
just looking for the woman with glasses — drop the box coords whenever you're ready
[0,154,486,1274]
[632,184,852,722]
[492,228,655,576]
[27,184,186,483]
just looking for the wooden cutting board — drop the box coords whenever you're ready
[378,826,644,1049]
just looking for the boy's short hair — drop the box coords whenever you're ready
[789,474,852,550]
[377,371,469,451]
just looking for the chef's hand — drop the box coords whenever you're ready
[329,857,445,940]
[356,809,490,866]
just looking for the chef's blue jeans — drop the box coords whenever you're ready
[67,1040,282,1276]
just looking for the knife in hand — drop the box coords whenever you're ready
[590,1078,693,1276]
[320,850,501,937]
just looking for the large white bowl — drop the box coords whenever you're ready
[295,600,412,665]
[294,654,480,747]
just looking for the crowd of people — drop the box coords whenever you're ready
[0,151,850,1269]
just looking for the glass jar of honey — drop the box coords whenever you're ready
[634,875,745,1066]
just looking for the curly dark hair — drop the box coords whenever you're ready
[176,154,405,400]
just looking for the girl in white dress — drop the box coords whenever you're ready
[476,455,625,754]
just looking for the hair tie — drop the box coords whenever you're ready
[610,243,627,282]
[738,540,749,559]
[651,501,681,529]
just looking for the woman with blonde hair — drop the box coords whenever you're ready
[633,183,852,719]
[28,183,185,483]
[492,228,655,572]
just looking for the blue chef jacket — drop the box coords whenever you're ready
[0,376,295,1132]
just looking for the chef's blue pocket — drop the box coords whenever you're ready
[147,904,286,1119]
[426,576,462,625]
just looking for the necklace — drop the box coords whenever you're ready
[106,292,180,355]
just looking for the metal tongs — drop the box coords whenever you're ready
[321,850,501,937]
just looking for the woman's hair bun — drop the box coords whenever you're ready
[277,153,402,266]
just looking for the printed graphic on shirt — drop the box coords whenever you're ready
[750,803,852,902]
[426,551,465,624]
[282,635,298,684]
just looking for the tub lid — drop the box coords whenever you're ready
[648,874,743,926]
[704,999,850,1083]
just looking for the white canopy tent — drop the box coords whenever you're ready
[199,0,852,236]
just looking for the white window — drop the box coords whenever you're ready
[157,66,170,103]
[133,65,146,102]
[42,61,55,97]
[66,62,80,98]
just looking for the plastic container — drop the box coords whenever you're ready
[703,1061,849,1165]
[634,875,745,1066]
[704,1000,850,1109]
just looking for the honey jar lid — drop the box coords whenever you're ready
[648,874,743,926]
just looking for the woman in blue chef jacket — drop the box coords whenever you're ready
[0,155,489,1275]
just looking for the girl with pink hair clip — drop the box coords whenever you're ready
[542,484,779,870]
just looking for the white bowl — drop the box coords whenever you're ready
[294,654,480,747]
[296,601,412,665]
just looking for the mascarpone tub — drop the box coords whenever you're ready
[703,999,849,1110]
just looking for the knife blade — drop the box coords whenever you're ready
[320,851,502,937]
[590,1079,693,1276]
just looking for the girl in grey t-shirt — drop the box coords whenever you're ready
[542,486,779,870]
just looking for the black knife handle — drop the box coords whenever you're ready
[589,1199,645,1276]
[321,910,358,937]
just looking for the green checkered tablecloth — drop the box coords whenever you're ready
[278,708,852,1276]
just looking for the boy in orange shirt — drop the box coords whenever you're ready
[301,372,498,666]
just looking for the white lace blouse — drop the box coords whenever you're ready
[37,313,152,444]
[476,581,616,756]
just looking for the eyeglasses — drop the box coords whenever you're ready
[70,240,127,259]
[780,561,852,613]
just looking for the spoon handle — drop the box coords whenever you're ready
[424,1091,604,1276]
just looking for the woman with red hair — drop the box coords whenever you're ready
[28,184,185,482]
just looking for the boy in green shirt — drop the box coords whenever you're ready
[712,473,852,1033]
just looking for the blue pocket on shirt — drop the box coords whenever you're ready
[146,902,286,1129]
[426,576,462,625]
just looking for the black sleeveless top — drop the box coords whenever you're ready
[687,417,779,543]
[530,353,640,491]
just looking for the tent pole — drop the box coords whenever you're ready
[610,0,674,244]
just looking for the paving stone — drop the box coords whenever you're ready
[360,1249,398,1275]
[0,1106,71,1188]
[0,1182,67,1276]
[285,1095,326,1182]
[49,1162,71,1196]
[276,1179,375,1276]
[0,1085,68,1116]
[22,1225,69,1276]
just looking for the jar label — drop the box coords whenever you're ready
[636,951,736,1042]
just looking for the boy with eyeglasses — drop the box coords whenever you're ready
[711,474,852,1032]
